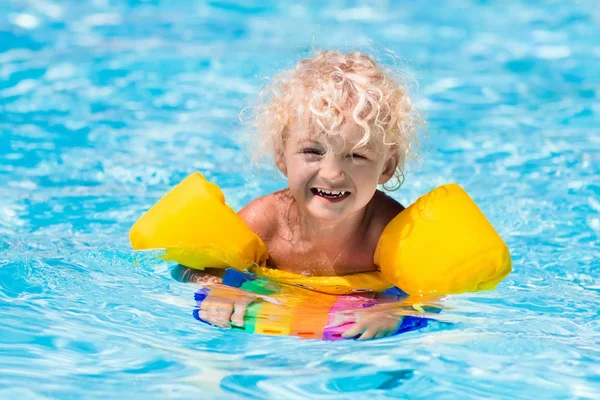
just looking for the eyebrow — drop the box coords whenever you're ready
[297,139,323,146]
[350,142,373,152]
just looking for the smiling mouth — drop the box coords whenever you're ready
[310,188,351,200]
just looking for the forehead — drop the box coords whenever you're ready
[288,113,380,150]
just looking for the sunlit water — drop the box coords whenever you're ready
[1,0,599,399]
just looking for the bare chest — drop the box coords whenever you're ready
[265,234,378,276]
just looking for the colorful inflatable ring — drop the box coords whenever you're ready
[192,270,438,341]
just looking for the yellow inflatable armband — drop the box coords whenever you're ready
[130,172,388,294]
[374,184,512,296]
[129,172,268,271]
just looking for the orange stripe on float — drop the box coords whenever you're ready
[290,293,338,339]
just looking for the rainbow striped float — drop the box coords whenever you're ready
[192,270,439,341]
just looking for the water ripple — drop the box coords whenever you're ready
[1,0,599,398]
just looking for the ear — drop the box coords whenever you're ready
[275,152,288,176]
[378,152,399,184]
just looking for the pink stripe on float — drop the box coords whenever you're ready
[323,295,377,341]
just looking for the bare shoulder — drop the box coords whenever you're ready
[370,190,405,228]
[238,189,291,241]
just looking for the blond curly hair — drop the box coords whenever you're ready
[252,50,421,190]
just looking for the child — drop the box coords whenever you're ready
[189,50,420,339]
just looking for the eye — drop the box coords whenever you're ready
[301,147,324,156]
[349,153,368,160]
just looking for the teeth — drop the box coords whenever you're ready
[316,188,347,197]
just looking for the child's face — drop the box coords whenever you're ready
[277,117,397,222]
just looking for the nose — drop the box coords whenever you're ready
[319,153,345,183]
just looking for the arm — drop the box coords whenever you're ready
[326,303,405,340]
[327,301,419,340]
[171,265,225,285]
[197,284,259,328]
[172,265,259,327]
[197,283,281,329]
[191,197,279,329]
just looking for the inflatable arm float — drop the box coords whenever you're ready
[130,173,511,296]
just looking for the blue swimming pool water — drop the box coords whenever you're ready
[1,0,599,398]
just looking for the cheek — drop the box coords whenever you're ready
[287,158,314,185]
[349,162,381,182]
